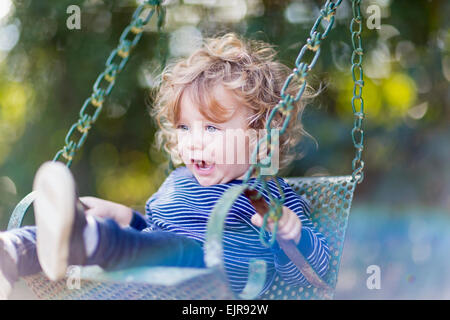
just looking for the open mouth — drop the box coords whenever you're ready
[191,159,215,173]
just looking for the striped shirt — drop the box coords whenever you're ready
[142,166,330,295]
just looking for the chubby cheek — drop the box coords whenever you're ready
[176,133,189,163]
[178,149,193,166]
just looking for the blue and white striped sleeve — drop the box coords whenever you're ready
[272,182,330,286]
[133,192,160,232]
[129,210,152,230]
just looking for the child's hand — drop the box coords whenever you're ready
[251,206,302,245]
[79,196,133,228]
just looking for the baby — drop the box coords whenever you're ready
[0,33,330,299]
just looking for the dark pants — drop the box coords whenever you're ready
[7,218,205,278]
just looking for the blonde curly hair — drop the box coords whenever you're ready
[150,32,313,171]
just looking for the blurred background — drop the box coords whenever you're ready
[0,0,449,299]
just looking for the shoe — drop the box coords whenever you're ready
[33,161,87,281]
[0,233,19,300]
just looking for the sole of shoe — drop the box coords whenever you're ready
[33,162,76,281]
[0,274,12,300]
[0,236,14,300]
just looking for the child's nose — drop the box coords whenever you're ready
[188,128,204,151]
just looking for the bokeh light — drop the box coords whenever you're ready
[0,0,14,22]
[0,82,33,165]
[169,25,203,57]
[382,72,417,117]
[0,22,20,52]
[209,0,247,23]
[284,2,317,24]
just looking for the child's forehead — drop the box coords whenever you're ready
[177,85,249,123]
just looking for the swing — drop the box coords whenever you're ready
[7,0,365,300]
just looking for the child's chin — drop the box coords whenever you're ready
[195,175,216,187]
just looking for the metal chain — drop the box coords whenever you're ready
[349,0,365,184]
[53,0,166,167]
[241,0,345,246]
[240,0,366,245]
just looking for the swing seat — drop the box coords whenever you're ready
[8,175,355,300]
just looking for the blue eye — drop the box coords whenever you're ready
[205,125,218,133]
[177,124,189,131]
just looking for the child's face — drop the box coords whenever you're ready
[176,86,253,186]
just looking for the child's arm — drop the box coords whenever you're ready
[79,197,134,228]
[271,208,330,287]
[251,206,302,244]
[274,190,330,287]
[247,186,330,287]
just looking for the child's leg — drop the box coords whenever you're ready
[33,161,205,282]
[1,226,42,276]
[0,226,42,299]
[2,219,205,273]
[86,218,205,271]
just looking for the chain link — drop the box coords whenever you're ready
[53,1,165,167]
